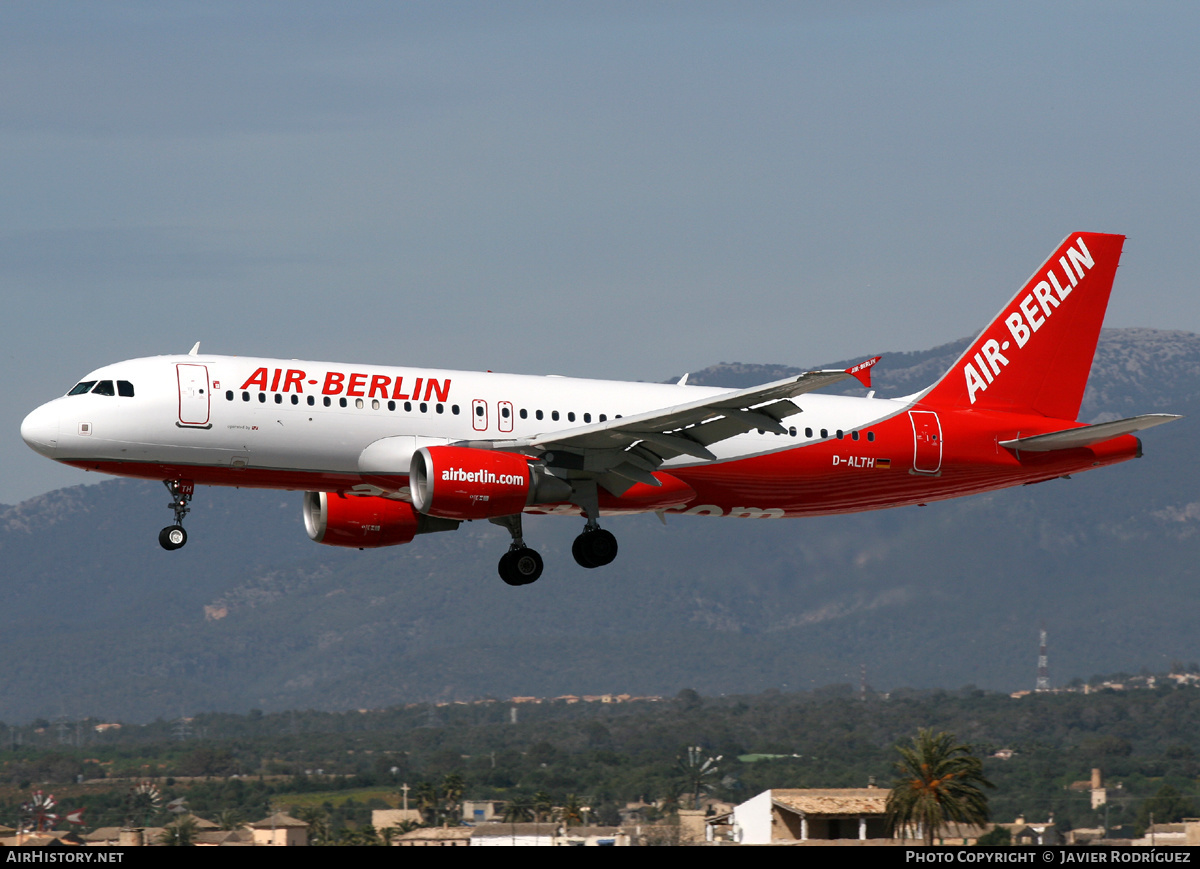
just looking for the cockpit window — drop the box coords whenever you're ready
[118,381,135,397]
[68,381,97,396]
[92,380,115,396]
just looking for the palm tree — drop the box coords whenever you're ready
[158,817,198,846]
[440,773,465,824]
[532,791,554,824]
[503,797,534,823]
[561,794,584,827]
[886,729,993,845]
[294,806,330,845]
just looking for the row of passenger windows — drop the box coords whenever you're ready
[68,380,135,397]
[221,390,877,442]
[223,391,617,421]
[227,390,455,414]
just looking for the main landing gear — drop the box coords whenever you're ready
[158,480,194,551]
[491,514,544,587]
[490,512,620,586]
[572,522,618,569]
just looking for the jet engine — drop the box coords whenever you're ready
[410,446,572,520]
[303,491,457,548]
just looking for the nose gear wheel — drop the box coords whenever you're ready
[159,480,194,551]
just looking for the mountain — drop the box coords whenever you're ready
[1,328,1197,723]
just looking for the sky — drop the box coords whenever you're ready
[3,1,1199,504]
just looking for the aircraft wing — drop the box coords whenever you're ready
[998,413,1181,453]
[468,358,879,491]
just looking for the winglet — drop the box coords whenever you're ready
[846,356,881,389]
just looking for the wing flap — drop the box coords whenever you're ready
[999,413,1181,453]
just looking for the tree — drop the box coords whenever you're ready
[885,729,993,845]
[502,797,534,823]
[158,817,197,846]
[1137,784,1197,834]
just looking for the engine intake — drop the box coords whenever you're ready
[303,491,457,548]
[410,446,572,520]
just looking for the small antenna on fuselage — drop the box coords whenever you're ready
[188,342,200,356]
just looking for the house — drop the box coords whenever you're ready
[394,826,473,846]
[470,823,557,846]
[248,812,308,846]
[721,788,891,844]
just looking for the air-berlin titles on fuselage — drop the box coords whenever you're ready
[962,236,1095,405]
[238,367,451,402]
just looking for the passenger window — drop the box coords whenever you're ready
[355,398,364,409]
[323,397,331,407]
[420,402,427,413]
[805,427,813,438]
[536,410,544,420]
[475,405,484,416]
[293,395,300,406]
[404,401,412,412]
[820,428,828,438]
[520,409,528,419]
[552,411,559,421]
[242,391,250,402]
[68,381,97,396]
[339,398,347,408]
[501,406,510,418]
[308,396,316,406]
[118,381,135,397]
[388,400,395,411]
[436,404,444,414]
[852,431,859,441]
[93,380,115,396]
[789,427,797,437]
[226,390,234,401]
[259,393,266,403]
[452,405,460,415]
[867,431,875,442]
[836,430,843,439]
[584,413,591,423]
[275,394,283,404]
[599,414,607,422]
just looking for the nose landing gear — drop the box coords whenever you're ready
[159,480,194,551]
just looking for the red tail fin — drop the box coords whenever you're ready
[920,232,1125,420]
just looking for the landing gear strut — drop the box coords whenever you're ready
[569,482,618,568]
[159,480,194,551]
[490,514,543,586]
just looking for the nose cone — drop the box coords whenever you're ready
[21,403,60,457]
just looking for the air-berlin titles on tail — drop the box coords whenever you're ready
[238,367,452,402]
[962,236,1095,405]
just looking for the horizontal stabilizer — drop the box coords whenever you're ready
[998,414,1181,453]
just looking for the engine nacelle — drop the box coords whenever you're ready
[303,491,457,548]
[410,446,571,520]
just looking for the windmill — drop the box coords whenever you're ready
[20,790,58,833]
[125,781,162,827]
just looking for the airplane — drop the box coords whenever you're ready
[20,232,1180,586]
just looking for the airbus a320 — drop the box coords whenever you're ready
[21,233,1179,586]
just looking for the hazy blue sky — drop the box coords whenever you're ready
[4,1,1198,503]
